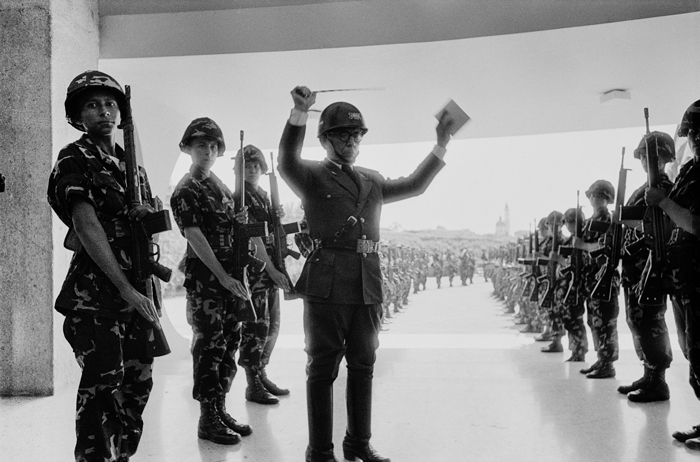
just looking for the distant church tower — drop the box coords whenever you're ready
[495,203,510,236]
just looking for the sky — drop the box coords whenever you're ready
[169,122,684,235]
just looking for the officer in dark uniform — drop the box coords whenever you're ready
[48,71,164,462]
[646,99,700,449]
[278,86,453,462]
[618,131,675,402]
[170,118,253,445]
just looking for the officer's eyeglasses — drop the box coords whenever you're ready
[326,129,367,143]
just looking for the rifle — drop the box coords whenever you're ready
[538,217,561,308]
[528,224,542,302]
[121,85,172,357]
[633,108,673,304]
[589,148,629,302]
[561,191,583,305]
[267,153,305,299]
[232,132,270,320]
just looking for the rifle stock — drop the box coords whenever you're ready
[121,85,171,357]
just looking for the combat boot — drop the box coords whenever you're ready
[580,360,600,374]
[673,425,700,442]
[541,338,563,353]
[627,368,670,402]
[617,366,651,394]
[260,367,290,396]
[565,353,585,362]
[198,401,241,445]
[245,368,279,405]
[215,395,252,436]
[586,361,615,379]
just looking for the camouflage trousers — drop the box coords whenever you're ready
[559,301,588,356]
[671,293,700,399]
[623,288,672,369]
[187,292,241,402]
[261,288,281,367]
[239,290,270,373]
[63,313,154,462]
[586,295,620,362]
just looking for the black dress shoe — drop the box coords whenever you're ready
[672,426,700,442]
[342,441,390,462]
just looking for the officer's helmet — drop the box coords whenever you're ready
[179,117,226,156]
[64,70,126,132]
[634,131,675,162]
[318,102,368,138]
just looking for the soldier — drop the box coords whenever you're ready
[235,145,292,405]
[278,86,453,462]
[536,211,564,344]
[618,132,675,402]
[170,118,252,445]
[646,99,700,448]
[432,251,444,288]
[48,71,165,462]
[574,179,620,379]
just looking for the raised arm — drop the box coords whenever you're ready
[277,86,317,196]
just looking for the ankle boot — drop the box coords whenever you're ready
[260,368,290,396]
[586,361,616,379]
[628,368,670,402]
[618,366,651,394]
[541,338,563,353]
[198,401,241,445]
[343,376,390,462]
[215,395,252,436]
[305,446,339,462]
[245,368,279,404]
[580,360,600,375]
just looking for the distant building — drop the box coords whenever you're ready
[495,203,510,236]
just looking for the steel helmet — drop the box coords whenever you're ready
[634,131,675,162]
[64,70,126,132]
[585,179,615,202]
[235,144,268,173]
[179,117,226,156]
[564,207,585,223]
[546,210,564,226]
[678,99,700,138]
[317,102,368,138]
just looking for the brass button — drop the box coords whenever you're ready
[360,218,365,223]
[362,235,366,239]
[326,194,331,198]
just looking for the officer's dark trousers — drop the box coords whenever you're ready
[303,301,382,453]
[671,293,700,399]
[188,294,241,402]
[262,288,281,366]
[64,313,153,462]
[624,288,673,369]
[586,295,620,362]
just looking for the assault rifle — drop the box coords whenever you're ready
[267,153,305,299]
[560,191,583,305]
[121,85,172,357]
[589,148,629,302]
[621,109,673,304]
[528,225,543,302]
[232,132,269,320]
[538,218,561,309]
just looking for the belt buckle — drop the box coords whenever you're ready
[356,239,371,253]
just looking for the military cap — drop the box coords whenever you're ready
[179,117,226,156]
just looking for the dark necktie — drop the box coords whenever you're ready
[341,164,361,192]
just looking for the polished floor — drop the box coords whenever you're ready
[3,277,700,461]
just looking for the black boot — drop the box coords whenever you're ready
[260,368,290,396]
[343,376,390,462]
[580,360,600,374]
[586,361,616,379]
[673,425,700,442]
[628,368,670,402]
[245,368,279,404]
[215,395,252,436]
[198,401,241,445]
[307,381,336,460]
[541,337,563,353]
[617,366,651,395]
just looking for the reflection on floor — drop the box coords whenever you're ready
[2,278,700,462]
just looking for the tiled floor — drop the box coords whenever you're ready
[3,277,700,461]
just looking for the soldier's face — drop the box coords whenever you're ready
[79,90,119,136]
[322,133,360,165]
[689,129,699,156]
[186,137,219,171]
[244,162,262,184]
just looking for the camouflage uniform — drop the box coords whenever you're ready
[170,166,244,402]
[582,208,620,364]
[552,236,588,357]
[48,135,159,462]
[621,177,674,371]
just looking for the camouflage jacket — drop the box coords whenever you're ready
[582,208,620,295]
[240,181,274,291]
[621,175,673,288]
[47,135,156,319]
[666,159,700,293]
[170,166,238,296]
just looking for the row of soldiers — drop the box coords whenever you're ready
[488,98,700,451]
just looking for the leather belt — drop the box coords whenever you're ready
[315,238,381,254]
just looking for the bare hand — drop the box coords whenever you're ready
[571,237,585,249]
[128,204,155,221]
[235,207,248,224]
[436,112,454,148]
[276,205,285,219]
[121,287,162,329]
[291,86,316,112]
[266,265,291,292]
[218,274,249,299]
[645,187,667,207]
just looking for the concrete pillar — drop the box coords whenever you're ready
[0,0,98,396]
